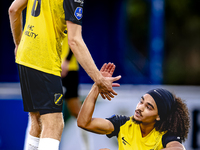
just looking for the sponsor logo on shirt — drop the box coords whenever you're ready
[24,24,38,39]
[122,137,131,146]
[74,7,83,20]
[74,0,84,6]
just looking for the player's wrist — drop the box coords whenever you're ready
[91,83,100,98]
[92,83,99,90]
[95,74,104,87]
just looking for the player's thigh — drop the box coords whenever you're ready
[40,112,64,128]
[29,111,41,136]
[29,111,40,123]
[40,112,64,140]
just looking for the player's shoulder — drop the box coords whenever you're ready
[162,132,182,148]
[106,114,130,126]
[106,115,131,138]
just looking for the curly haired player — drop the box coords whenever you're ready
[77,63,190,150]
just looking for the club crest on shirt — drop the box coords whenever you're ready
[74,7,83,20]
[54,93,63,106]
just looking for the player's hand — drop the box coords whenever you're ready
[97,63,121,100]
[61,60,69,78]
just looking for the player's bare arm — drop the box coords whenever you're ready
[162,141,186,150]
[77,84,115,134]
[66,21,121,100]
[9,0,27,56]
[77,63,120,134]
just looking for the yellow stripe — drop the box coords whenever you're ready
[35,1,38,11]
[55,94,63,104]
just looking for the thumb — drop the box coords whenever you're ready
[112,75,121,82]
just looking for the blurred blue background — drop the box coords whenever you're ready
[0,0,200,149]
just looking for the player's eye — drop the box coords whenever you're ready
[147,105,152,110]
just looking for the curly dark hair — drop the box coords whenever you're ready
[154,94,190,142]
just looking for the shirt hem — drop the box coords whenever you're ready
[16,61,61,77]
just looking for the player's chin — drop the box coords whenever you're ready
[132,116,142,124]
[134,116,141,121]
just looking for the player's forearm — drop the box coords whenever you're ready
[162,142,185,150]
[162,148,184,150]
[9,5,23,46]
[77,84,99,128]
[68,35,102,83]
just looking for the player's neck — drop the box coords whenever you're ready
[139,123,155,137]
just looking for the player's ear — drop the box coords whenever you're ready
[156,115,160,121]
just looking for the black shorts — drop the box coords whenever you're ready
[17,64,63,115]
[62,71,79,99]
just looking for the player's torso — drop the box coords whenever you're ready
[16,0,67,76]
[117,120,164,150]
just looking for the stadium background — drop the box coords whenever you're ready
[0,0,200,149]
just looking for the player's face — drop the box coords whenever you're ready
[133,94,160,124]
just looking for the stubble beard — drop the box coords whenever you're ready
[131,116,142,124]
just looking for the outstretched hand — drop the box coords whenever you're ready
[98,63,121,100]
[100,63,120,87]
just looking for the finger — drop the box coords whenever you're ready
[107,63,113,73]
[105,93,111,101]
[100,93,106,99]
[107,62,112,71]
[105,62,111,72]
[109,63,115,75]
[100,63,107,72]
[110,89,118,95]
[112,83,120,87]
[112,75,121,82]
[105,91,115,98]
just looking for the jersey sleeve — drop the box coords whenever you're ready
[162,132,182,148]
[105,115,130,138]
[63,0,84,25]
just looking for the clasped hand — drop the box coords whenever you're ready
[96,63,121,100]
